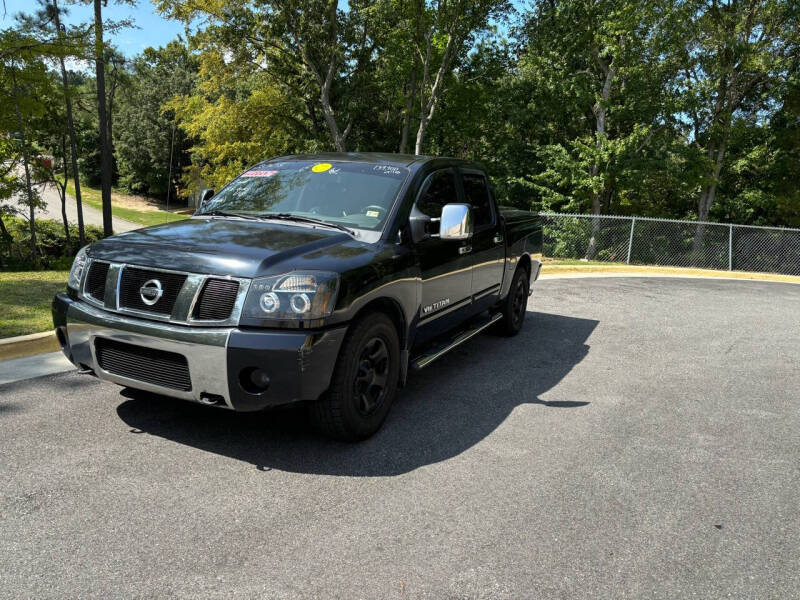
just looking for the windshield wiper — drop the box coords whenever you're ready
[262,213,356,236]
[200,210,261,221]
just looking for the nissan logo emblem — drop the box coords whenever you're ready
[139,279,164,305]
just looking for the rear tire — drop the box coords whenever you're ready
[494,266,529,336]
[309,312,400,441]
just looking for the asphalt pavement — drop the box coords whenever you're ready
[1,277,798,599]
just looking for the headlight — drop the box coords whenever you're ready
[67,245,89,291]
[242,271,339,322]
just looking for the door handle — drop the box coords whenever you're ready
[493,234,503,244]
[459,245,472,255]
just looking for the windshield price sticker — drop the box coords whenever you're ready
[312,163,333,173]
[373,165,403,177]
[243,170,277,178]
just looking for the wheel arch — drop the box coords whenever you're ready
[518,253,532,278]
[351,296,408,350]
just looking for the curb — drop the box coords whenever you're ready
[539,265,800,285]
[0,331,60,361]
[0,351,73,386]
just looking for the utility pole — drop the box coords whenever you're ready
[93,0,113,236]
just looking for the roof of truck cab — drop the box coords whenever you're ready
[263,152,478,169]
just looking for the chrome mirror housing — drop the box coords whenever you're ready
[439,203,473,241]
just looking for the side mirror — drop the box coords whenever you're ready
[199,188,215,209]
[439,203,473,241]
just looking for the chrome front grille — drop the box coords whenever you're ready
[79,260,250,326]
[193,279,240,320]
[95,337,192,391]
[119,267,188,315]
[85,261,110,303]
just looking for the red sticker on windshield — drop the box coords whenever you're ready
[243,170,277,177]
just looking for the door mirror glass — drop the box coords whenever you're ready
[439,203,473,240]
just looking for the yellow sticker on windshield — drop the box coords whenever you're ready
[366,210,380,218]
[312,162,332,173]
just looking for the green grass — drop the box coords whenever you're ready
[0,271,69,338]
[65,180,188,227]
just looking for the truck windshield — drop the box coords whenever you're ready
[198,160,409,233]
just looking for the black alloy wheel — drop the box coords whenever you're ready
[354,337,390,416]
[510,272,528,329]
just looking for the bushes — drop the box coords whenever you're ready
[0,217,104,270]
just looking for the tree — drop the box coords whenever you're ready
[157,0,389,152]
[407,0,510,154]
[715,77,800,227]
[31,90,74,244]
[0,137,24,244]
[517,0,686,257]
[20,0,90,244]
[0,30,56,262]
[165,61,308,193]
[681,0,800,249]
[52,0,88,243]
[114,41,197,198]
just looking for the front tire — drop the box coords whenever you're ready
[310,312,400,441]
[494,266,529,336]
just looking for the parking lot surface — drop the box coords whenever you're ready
[1,277,798,599]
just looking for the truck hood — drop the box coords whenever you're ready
[87,217,355,278]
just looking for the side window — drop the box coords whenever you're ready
[462,172,494,228]
[416,170,458,219]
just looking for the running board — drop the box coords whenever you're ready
[410,312,503,370]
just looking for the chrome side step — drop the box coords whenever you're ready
[410,312,503,370]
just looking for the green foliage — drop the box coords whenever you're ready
[2,0,799,233]
[0,217,104,270]
[114,41,197,198]
[166,68,308,193]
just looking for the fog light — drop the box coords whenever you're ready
[239,367,270,394]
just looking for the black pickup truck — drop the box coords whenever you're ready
[53,153,541,440]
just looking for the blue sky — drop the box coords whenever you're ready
[1,0,187,56]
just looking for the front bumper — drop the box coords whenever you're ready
[53,293,346,411]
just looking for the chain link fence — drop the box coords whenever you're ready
[540,212,800,276]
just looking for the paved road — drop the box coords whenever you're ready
[32,180,139,233]
[1,278,798,599]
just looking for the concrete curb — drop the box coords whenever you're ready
[0,351,73,386]
[539,271,800,285]
[0,331,59,361]
[540,264,800,284]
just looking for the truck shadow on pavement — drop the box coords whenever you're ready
[116,311,598,476]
